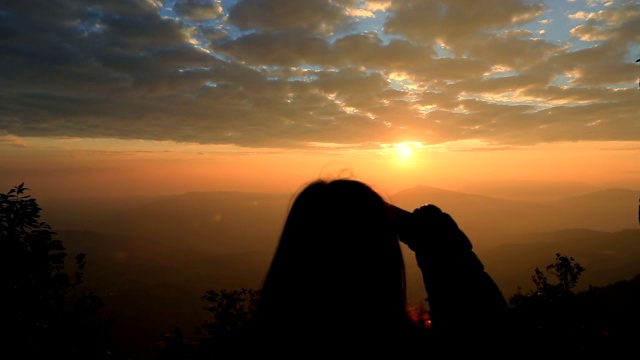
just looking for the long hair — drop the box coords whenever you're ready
[245,179,418,349]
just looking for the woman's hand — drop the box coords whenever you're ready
[396,204,473,257]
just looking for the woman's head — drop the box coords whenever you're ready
[253,179,410,335]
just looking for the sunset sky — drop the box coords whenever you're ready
[1,0,639,198]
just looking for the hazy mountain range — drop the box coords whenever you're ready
[34,180,639,359]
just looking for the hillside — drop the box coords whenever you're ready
[389,185,638,250]
[455,180,601,202]
[478,228,640,296]
[60,229,274,360]
[44,184,639,358]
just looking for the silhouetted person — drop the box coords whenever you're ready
[221,179,510,358]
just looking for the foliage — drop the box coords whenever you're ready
[528,253,585,299]
[155,250,640,358]
[199,288,261,338]
[1,183,112,359]
[155,288,260,359]
[507,253,626,356]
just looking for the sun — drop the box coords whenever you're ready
[395,143,413,159]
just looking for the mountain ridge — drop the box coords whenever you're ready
[45,182,638,359]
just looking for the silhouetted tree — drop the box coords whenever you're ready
[1,183,112,359]
[155,288,260,359]
[508,253,617,355]
[531,253,585,298]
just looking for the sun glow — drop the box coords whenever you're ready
[395,143,413,159]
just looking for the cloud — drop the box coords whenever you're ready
[384,0,546,53]
[0,135,29,148]
[173,0,224,21]
[227,0,358,35]
[0,0,638,150]
[569,1,640,45]
[569,11,592,21]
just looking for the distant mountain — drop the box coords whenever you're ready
[59,227,640,358]
[50,191,292,254]
[389,185,561,250]
[455,180,602,202]
[60,229,274,360]
[549,188,639,230]
[48,186,639,359]
[388,185,639,250]
[478,228,640,296]
[43,184,639,255]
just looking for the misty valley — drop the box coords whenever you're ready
[31,182,640,358]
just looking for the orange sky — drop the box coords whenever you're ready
[1,136,638,199]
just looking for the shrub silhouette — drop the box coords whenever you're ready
[155,288,260,359]
[508,253,640,356]
[1,183,112,359]
[157,253,640,358]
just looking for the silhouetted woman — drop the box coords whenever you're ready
[227,178,510,358]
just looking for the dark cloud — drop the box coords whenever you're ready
[0,0,638,149]
[465,31,564,70]
[217,30,334,66]
[227,0,358,34]
[384,0,546,53]
[173,0,223,21]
